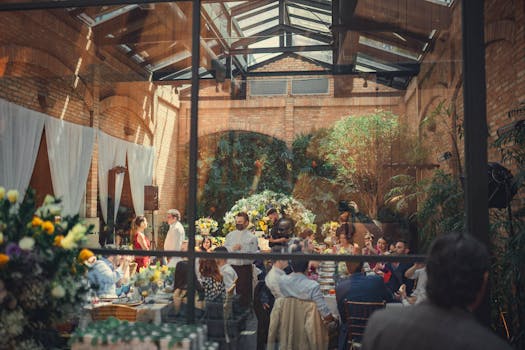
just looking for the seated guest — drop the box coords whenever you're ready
[376,237,389,255]
[172,260,204,315]
[79,249,117,298]
[336,224,356,277]
[398,262,427,306]
[384,240,413,298]
[199,237,214,252]
[214,246,238,293]
[199,258,226,302]
[335,260,393,349]
[362,233,512,350]
[278,246,336,325]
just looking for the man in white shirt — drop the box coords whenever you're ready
[224,211,258,306]
[164,209,185,267]
[265,246,289,299]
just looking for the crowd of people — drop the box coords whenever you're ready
[82,207,511,350]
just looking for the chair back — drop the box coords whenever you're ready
[344,300,386,345]
[91,304,137,322]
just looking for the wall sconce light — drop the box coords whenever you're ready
[437,151,453,162]
[37,91,48,110]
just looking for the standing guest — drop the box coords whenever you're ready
[132,216,150,271]
[214,246,238,292]
[199,258,226,302]
[266,208,280,243]
[336,223,356,277]
[269,217,292,249]
[362,233,512,350]
[224,212,258,306]
[265,246,289,299]
[164,209,185,267]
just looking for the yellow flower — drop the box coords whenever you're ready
[61,224,87,249]
[0,253,10,266]
[7,189,18,203]
[41,221,55,235]
[54,235,64,246]
[161,265,168,272]
[32,216,44,227]
[0,186,5,199]
[151,269,161,282]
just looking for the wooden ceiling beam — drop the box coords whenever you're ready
[231,0,276,17]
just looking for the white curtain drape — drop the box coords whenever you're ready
[97,131,128,224]
[45,117,95,216]
[127,142,155,216]
[0,98,45,199]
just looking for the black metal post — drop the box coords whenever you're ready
[461,0,489,325]
[186,0,201,324]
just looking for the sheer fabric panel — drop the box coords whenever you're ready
[0,98,45,200]
[97,131,128,224]
[127,142,155,216]
[45,117,94,216]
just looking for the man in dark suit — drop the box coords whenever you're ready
[335,261,393,349]
[384,240,414,298]
[362,232,512,350]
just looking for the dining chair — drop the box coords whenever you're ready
[91,304,138,322]
[344,300,386,349]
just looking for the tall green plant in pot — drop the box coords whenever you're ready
[319,110,399,218]
[489,115,524,346]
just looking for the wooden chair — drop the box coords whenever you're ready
[91,304,137,322]
[344,300,386,349]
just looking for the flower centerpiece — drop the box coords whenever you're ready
[222,190,316,235]
[132,262,174,297]
[0,187,92,350]
[195,217,219,236]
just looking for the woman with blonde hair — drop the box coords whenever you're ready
[131,216,150,271]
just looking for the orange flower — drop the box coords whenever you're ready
[41,221,55,235]
[0,253,9,267]
[32,216,43,227]
[54,235,64,247]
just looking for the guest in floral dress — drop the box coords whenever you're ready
[132,216,150,271]
[199,258,226,302]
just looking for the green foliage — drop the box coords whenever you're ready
[291,132,336,182]
[198,131,292,228]
[489,117,525,345]
[384,170,464,250]
[319,110,400,217]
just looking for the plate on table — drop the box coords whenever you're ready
[113,299,143,307]
[99,296,119,302]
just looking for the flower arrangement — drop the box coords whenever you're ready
[222,190,315,235]
[321,221,339,238]
[195,217,219,235]
[0,187,92,350]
